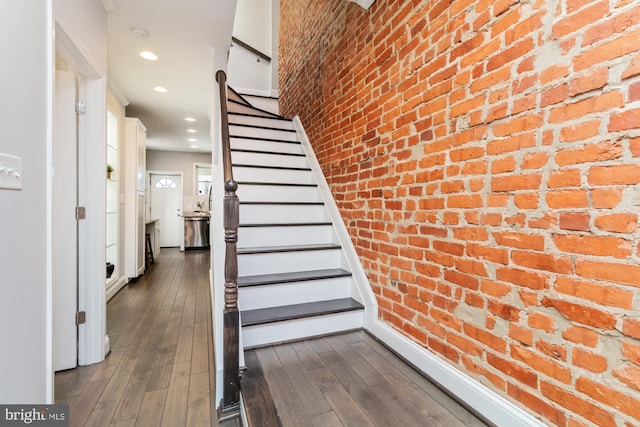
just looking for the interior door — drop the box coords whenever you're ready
[53,70,78,371]
[150,174,183,247]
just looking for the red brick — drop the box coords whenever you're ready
[548,92,625,123]
[496,267,548,290]
[563,325,599,348]
[552,1,610,39]
[622,318,640,340]
[528,312,556,333]
[467,243,509,265]
[511,344,572,383]
[512,251,573,274]
[507,383,567,426]
[594,213,638,233]
[622,341,640,366]
[609,108,640,132]
[555,276,633,309]
[487,352,537,387]
[572,347,608,373]
[558,212,590,231]
[493,231,544,250]
[576,376,640,420]
[554,234,632,258]
[591,188,623,208]
[574,28,640,71]
[554,141,623,166]
[464,322,507,353]
[541,380,616,427]
[576,259,640,288]
[559,120,601,142]
[546,190,589,208]
[548,169,581,188]
[541,297,617,329]
[613,364,640,393]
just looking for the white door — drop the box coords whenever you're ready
[150,174,183,247]
[53,70,78,371]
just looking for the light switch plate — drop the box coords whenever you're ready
[0,153,23,190]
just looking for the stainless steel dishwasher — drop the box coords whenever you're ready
[184,215,209,249]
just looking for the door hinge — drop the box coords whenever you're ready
[76,311,86,325]
[75,100,86,116]
[76,206,86,220]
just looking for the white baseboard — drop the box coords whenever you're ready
[106,276,127,302]
[368,320,546,427]
[103,335,110,356]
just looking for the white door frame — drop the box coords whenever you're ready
[54,23,106,368]
[148,170,185,251]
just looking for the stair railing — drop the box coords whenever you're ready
[215,69,241,420]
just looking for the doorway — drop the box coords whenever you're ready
[149,172,184,248]
[53,68,79,371]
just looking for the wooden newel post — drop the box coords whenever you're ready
[220,179,241,419]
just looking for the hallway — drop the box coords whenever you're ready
[55,247,488,427]
[55,248,237,427]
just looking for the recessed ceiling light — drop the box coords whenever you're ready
[190,145,199,149]
[139,51,158,61]
[153,86,167,93]
[186,129,197,133]
[188,138,198,142]
[185,117,196,122]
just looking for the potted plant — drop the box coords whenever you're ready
[107,164,114,179]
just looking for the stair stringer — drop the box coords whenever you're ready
[292,117,378,329]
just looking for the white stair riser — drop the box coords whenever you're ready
[238,225,335,247]
[230,138,303,155]
[238,277,353,311]
[240,204,328,224]
[229,125,298,142]
[241,310,364,348]
[238,250,342,276]
[232,166,315,184]
[237,184,323,203]
[232,151,308,169]
[229,115,293,130]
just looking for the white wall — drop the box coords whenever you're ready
[0,0,53,403]
[146,150,212,197]
[228,0,277,96]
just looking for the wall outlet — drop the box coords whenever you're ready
[0,153,23,190]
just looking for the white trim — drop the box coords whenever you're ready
[292,117,378,329]
[368,320,546,427]
[147,170,185,250]
[234,87,273,98]
[105,276,127,301]
[348,0,376,9]
[270,89,279,98]
[107,80,129,107]
[46,0,55,403]
[54,23,107,368]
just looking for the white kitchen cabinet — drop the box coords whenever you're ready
[124,117,147,279]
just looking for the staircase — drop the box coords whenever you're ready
[226,90,365,349]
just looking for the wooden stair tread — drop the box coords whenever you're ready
[239,222,331,228]
[240,201,323,205]
[230,122,297,133]
[238,243,340,255]
[238,268,351,287]
[231,148,305,157]
[229,111,291,122]
[237,181,318,187]
[230,135,301,144]
[241,298,363,327]
[232,163,311,171]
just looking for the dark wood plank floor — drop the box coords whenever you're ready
[55,248,239,427]
[247,332,488,427]
[56,248,487,427]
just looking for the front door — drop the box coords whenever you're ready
[150,173,183,247]
[53,70,78,371]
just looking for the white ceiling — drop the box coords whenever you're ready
[106,0,235,152]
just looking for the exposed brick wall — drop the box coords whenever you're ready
[279,0,640,425]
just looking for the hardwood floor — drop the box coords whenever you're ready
[55,248,239,427]
[56,248,486,427]
[246,331,488,427]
